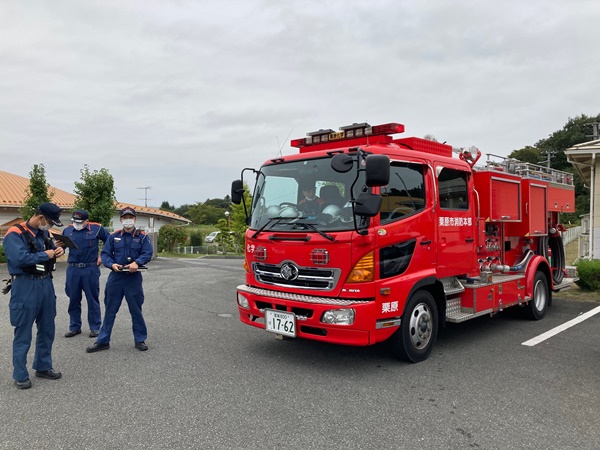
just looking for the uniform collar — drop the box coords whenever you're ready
[24,220,40,236]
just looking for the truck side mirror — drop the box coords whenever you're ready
[231,180,243,204]
[354,192,382,217]
[365,154,390,186]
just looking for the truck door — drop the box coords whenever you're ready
[435,165,477,278]
[377,161,436,277]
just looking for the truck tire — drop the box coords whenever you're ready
[391,290,438,363]
[527,271,549,320]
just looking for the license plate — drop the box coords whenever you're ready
[265,309,296,337]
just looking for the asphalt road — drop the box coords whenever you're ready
[1,258,599,450]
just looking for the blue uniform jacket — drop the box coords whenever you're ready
[101,228,153,268]
[63,222,110,264]
[4,222,56,276]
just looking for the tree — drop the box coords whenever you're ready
[223,183,253,253]
[508,146,542,164]
[187,203,224,225]
[204,197,231,209]
[160,201,175,211]
[73,165,117,227]
[174,204,192,218]
[158,225,187,253]
[509,113,600,220]
[21,163,53,220]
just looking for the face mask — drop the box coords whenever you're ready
[39,218,52,231]
[122,219,135,229]
[73,223,85,231]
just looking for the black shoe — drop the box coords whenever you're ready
[14,379,32,389]
[65,329,82,338]
[89,330,99,338]
[35,369,62,380]
[135,341,148,351]
[86,342,110,353]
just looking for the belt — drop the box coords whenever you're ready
[14,273,51,280]
[69,262,97,268]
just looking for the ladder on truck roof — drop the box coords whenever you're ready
[482,154,574,187]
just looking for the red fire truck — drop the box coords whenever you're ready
[231,122,575,362]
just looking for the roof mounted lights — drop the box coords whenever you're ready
[291,122,405,149]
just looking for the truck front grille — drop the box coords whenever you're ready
[252,262,341,291]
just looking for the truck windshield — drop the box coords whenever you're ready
[249,157,367,232]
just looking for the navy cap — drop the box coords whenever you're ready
[71,209,89,223]
[37,202,63,227]
[120,207,137,217]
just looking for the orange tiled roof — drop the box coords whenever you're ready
[0,170,190,224]
[0,170,76,207]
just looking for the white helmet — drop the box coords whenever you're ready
[279,206,299,218]
[266,205,281,218]
[322,204,341,221]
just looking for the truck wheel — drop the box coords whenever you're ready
[391,290,438,363]
[527,271,549,320]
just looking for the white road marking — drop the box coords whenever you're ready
[522,305,600,346]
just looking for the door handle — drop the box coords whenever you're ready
[420,239,432,246]
[465,238,474,243]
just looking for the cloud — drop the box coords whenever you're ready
[0,0,599,206]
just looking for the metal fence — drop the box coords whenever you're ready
[562,226,581,245]
[175,243,241,256]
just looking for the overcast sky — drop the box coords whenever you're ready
[1,0,598,208]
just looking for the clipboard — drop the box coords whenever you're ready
[50,232,79,250]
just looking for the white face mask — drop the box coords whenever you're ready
[122,219,135,229]
[73,223,85,231]
[39,218,52,231]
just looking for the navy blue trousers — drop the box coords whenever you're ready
[96,271,147,344]
[9,276,56,382]
[65,265,102,331]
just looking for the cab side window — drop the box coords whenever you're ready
[438,168,468,210]
[380,163,426,224]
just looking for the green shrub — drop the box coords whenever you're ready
[575,259,600,291]
[0,245,5,264]
[189,231,203,247]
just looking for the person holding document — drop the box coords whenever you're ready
[59,210,110,339]
[3,203,65,389]
[87,207,153,353]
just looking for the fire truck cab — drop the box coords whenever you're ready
[231,122,575,362]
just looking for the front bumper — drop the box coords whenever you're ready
[236,285,397,346]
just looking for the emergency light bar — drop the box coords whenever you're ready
[291,122,405,148]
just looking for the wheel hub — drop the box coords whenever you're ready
[409,303,432,348]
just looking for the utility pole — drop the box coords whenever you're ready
[586,122,600,140]
[137,186,152,207]
[540,150,556,168]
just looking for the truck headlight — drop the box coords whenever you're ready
[321,309,355,325]
[237,293,249,309]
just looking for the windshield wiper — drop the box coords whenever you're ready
[299,223,335,241]
[252,217,298,239]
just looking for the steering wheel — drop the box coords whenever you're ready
[389,206,415,220]
[279,202,297,208]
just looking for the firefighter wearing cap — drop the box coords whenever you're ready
[87,207,153,353]
[61,210,110,338]
[3,202,65,389]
